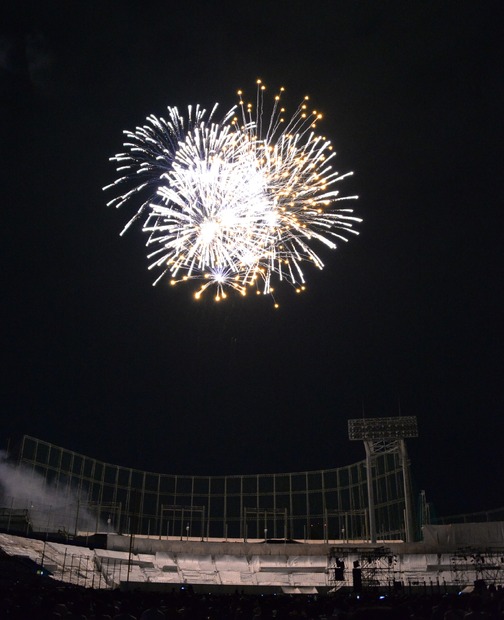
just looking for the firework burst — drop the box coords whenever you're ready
[104,81,360,305]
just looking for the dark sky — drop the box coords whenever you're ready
[2,1,503,519]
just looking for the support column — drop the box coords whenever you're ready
[364,441,376,543]
[399,439,414,543]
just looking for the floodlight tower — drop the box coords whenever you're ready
[348,416,418,543]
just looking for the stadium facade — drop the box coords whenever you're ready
[7,433,411,542]
[2,429,504,592]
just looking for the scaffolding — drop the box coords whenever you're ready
[450,548,504,588]
[328,546,398,591]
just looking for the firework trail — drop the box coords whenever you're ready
[104,81,360,305]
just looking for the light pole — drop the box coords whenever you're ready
[348,416,418,543]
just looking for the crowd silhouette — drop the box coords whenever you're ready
[1,577,504,619]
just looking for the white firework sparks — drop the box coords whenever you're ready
[104,81,360,305]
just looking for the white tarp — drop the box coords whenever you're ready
[290,573,326,586]
[256,572,290,585]
[218,571,243,584]
[214,554,250,571]
[178,569,218,584]
[176,554,215,571]
[286,555,327,570]
[423,522,504,546]
[155,551,177,569]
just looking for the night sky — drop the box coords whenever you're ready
[2,1,503,519]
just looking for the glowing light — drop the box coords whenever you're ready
[104,82,361,302]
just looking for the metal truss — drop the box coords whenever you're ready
[348,417,418,441]
[328,546,398,590]
[450,547,504,588]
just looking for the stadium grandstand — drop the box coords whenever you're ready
[1,419,503,594]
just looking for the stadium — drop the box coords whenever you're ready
[1,417,503,596]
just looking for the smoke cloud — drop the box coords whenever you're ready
[0,452,103,535]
